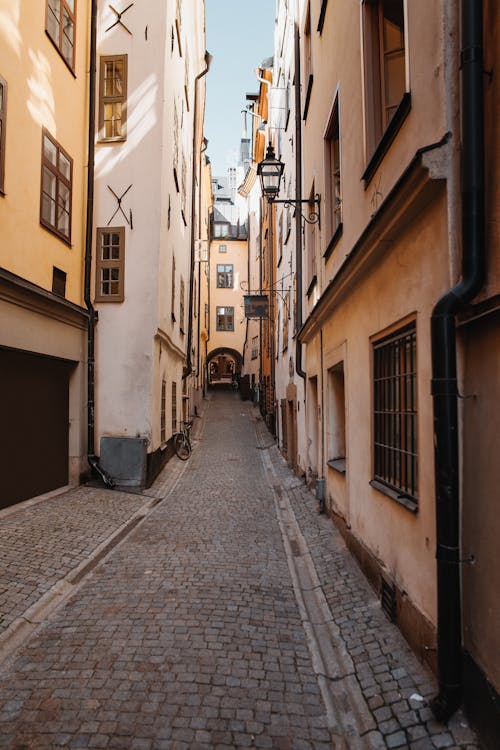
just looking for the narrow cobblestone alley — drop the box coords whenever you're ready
[0,391,480,750]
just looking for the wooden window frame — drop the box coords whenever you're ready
[362,0,408,162]
[40,129,73,244]
[99,55,127,142]
[216,264,233,289]
[0,74,7,195]
[216,306,234,332]
[45,0,76,72]
[95,227,125,302]
[180,277,185,333]
[302,1,314,119]
[324,94,342,245]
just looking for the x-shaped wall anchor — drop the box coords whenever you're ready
[105,3,134,35]
[107,184,133,228]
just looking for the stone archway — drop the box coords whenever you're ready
[207,347,243,384]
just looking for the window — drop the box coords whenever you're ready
[216,306,234,331]
[99,55,127,141]
[373,322,417,506]
[172,381,177,432]
[325,96,342,240]
[327,362,346,473]
[46,0,76,70]
[0,75,6,194]
[171,256,176,322]
[303,1,313,118]
[161,380,166,443]
[318,0,329,33]
[305,183,317,293]
[52,267,66,297]
[218,244,227,253]
[282,292,290,352]
[180,277,185,333]
[251,336,258,360]
[41,130,72,242]
[363,0,407,154]
[95,227,125,302]
[216,264,233,288]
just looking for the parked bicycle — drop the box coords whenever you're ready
[173,420,193,460]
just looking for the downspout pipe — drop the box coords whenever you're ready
[183,51,212,381]
[294,22,306,380]
[84,0,114,487]
[430,0,485,721]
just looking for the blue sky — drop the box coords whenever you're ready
[204,0,275,177]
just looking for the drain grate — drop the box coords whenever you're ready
[381,576,397,622]
[289,539,301,557]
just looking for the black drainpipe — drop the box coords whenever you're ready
[430,0,485,721]
[84,0,114,487]
[184,52,211,381]
[294,22,306,380]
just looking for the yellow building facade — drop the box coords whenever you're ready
[0,1,91,507]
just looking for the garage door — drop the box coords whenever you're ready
[0,348,74,510]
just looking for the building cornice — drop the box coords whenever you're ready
[298,139,449,343]
[0,267,89,331]
[155,327,187,360]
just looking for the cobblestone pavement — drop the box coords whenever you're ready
[0,389,481,749]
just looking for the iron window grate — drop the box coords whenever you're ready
[381,576,397,622]
[373,323,417,502]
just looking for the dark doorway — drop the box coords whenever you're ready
[0,348,74,509]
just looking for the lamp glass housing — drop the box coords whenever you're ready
[257,143,284,200]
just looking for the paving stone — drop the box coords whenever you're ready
[0,392,481,750]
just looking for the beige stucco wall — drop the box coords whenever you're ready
[304,189,449,624]
[295,0,451,628]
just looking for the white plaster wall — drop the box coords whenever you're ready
[94,1,206,451]
[94,2,166,444]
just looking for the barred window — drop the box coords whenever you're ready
[160,380,166,443]
[373,323,417,505]
[172,381,177,432]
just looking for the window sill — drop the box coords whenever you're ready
[362,92,412,187]
[327,458,346,474]
[98,136,127,145]
[306,274,317,298]
[40,221,72,248]
[323,222,343,261]
[369,479,418,514]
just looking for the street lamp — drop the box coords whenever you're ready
[257,142,321,225]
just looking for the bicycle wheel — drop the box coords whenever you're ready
[174,433,191,460]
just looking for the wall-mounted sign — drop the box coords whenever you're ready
[244,295,269,319]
